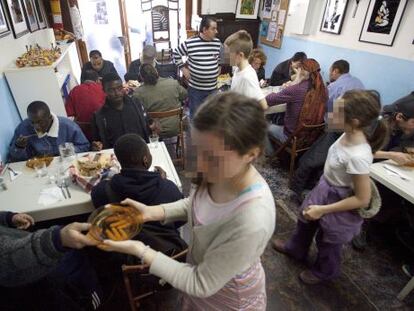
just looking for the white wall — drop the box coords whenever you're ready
[284,0,414,61]
[201,0,237,15]
[0,29,55,72]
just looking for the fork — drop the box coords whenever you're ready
[59,184,67,199]
[63,180,71,198]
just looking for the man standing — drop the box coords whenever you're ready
[290,60,364,197]
[65,70,106,141]
[81,50,118,79]
[9,101,90,162]
[92,73,152,150]
[173,16,221,118]
[269,52,307,86]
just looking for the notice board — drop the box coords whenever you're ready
[259,0,290,48]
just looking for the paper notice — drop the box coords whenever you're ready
[266,22,278,42]
[278,9,286,25]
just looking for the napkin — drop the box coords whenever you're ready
[38,186,65,206]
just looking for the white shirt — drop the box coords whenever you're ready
[324,134,373,188]
[231,64,265,101]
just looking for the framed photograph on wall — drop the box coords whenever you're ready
[0,1,11,38]
[33,0,47,29]
[359,0,408,46]
[22,0,38,32]
[236,0,260,19]
[320,0,349,34]
[5,0,29,38]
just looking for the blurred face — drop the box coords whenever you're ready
[202,21,218,40]
[226,46,243,67]
[251,57,262,71]
[291,60,302,70]
[90,54,104,71]
[190,129,256,184]
[329,66,341,82]
[395,113,414,135]
[104,80,124,105]
[328,98,346,131]
[28,111,53,135]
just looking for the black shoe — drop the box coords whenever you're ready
[352,230,367,251]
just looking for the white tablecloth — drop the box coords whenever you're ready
[0,142,182,221]
[370,160,414,204]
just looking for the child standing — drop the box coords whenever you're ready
[100,92,275,310]
[225,30,268,110]
[273,90,388,284]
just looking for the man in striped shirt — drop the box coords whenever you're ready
[173,16,222,118]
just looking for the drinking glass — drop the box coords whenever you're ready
[34,161,47,178]
[59,142,76,165]
[149,134,159,148]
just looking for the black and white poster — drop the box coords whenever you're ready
[359,0,408,46]
[320,0,349,34]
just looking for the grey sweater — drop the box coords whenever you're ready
[150,179,276,298]
[0,212,65,287]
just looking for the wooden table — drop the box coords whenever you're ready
[370,160,414,205]
[0,142,181,221]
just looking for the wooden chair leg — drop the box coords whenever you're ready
[398,276,414,300]
[288,138,297,184]
[123,273,138,311]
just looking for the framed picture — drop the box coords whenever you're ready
[33,0,47,29]
[320,0,349,34]
[22,0,38,32]
[0,1,11,38]
[236,0,260,19]
[4,0,29,38]
[359,0,408,46]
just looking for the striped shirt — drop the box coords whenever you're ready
[173,35,222,91]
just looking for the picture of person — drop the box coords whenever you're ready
[11,0,24,23]
[368,0,400,34]
[240,0,256,15]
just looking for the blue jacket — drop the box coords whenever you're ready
[9,117,90,162]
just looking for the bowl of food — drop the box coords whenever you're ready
[26,156,54,169]
[87,204,143,242]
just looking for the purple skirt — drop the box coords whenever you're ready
[299,176,363,244]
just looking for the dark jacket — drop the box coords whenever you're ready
[270,59,291,86]
[124,59,177,82]
[0,212,65,287]
[92,96,150,148]
[257,67,266,82]
[91,168,183,208]
[81,60,118,79]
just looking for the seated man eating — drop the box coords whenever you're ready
[9,101,90,162]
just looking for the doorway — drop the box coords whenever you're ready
[77,0,186,80]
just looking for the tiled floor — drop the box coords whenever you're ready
[102,159,414,310]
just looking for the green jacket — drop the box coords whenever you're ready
[133,78,187,138]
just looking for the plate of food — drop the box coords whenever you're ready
[26,156,54,169]
[75,153,114,176]
[87,204,143,242]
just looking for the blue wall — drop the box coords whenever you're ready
[0,77,21,160]
[261,36,414,105]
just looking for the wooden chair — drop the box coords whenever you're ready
[122,249,188,311]
[148,107,185,168]
[269,122,325,183]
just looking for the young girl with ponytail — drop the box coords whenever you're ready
[273,90,388,284]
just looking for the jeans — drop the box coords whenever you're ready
[290,131,340,194]
[187,87,215,119]
[265,124,288,156]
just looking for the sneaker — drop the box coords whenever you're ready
[402,264,414,278]
[352,229,367,251]
[299,270,323,285]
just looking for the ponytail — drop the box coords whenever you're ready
[364,118,389,153]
